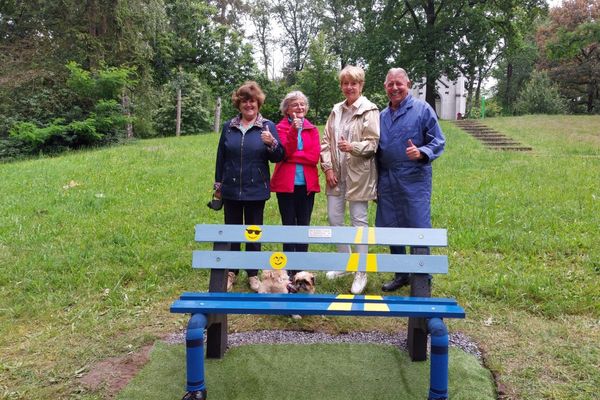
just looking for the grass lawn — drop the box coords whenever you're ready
[0,114,598,399]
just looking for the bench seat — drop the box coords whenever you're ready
[171,292,465,318]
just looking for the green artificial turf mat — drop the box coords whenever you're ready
[118,342,495,400]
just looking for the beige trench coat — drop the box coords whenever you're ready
[320,96,380,201]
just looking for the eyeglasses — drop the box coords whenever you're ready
[246,229,261,235]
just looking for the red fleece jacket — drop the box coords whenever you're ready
[270,117,321,194]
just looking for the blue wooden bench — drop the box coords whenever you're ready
[171,224,465,400]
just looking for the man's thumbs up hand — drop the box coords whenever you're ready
[406,139,423,160]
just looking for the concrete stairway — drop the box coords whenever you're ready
[453,120,532,151]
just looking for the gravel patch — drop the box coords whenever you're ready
[164,329,482,360]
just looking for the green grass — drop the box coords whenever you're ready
[0,115,599,399]
[118,343,495,400]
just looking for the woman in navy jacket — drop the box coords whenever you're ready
[213,81,284,291]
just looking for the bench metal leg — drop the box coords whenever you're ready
[184,313,208,399]
[427,318,449,400]
[408,272,431,361]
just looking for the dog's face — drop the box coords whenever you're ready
[292,271,315,294]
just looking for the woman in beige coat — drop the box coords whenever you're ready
[320,65,380,294]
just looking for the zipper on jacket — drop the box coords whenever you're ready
[258,167,267,189]
[239,132,245,198]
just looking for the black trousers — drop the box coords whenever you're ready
[276,185,315,276]
[223,199,265,278]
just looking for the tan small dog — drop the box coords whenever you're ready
[290,271,316,294]
[258,270,290,294]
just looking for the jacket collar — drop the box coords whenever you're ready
[333,95,377,117]
[388,94,414,115]
[230,113,267,129]
[382,95,414,131]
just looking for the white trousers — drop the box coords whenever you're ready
[327,182,368,254]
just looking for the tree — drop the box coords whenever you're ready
[490,0,547,112]
[274,0,322,76]
[320,0,357,69]
[352,0,487,109]
[537,0,600,113]
[153,0,256,134]
[393,0,469,108]
[248,0,274,78]
[452,3,501,116]
[513,70,567,114]
[0,0,167,138]
[153,72,215,136]
[297,32,341,123]
[492,37,539,115]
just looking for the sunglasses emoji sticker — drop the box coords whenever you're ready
[269,252,287,270]
[244,225,263,241]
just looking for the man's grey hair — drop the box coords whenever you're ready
[385,68,410,84]
[279,91,309,116]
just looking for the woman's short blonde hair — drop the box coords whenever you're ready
[232,81,266,110]
[279,91,309,116]
[339,65,365,84]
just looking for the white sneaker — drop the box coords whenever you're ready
[326,271,349,280]
[351,272,367,294]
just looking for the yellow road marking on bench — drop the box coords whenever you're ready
[328,302,353,311]
[364,295,383,300]
[345,253,359,272]
[368,227,376,244]
[336,294,355,300]
[366,253,378,272]
[354,227,364,244]
[364,302,390,312]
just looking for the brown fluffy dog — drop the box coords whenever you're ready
[258,270,290,294]
[290,271,316,294]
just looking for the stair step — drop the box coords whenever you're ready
[453,120,531,152]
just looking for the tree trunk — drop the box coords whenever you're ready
[176,87,182,137]
[464,75,475,117]
[475,73,484,109]
[424,0,437,111]
[505,62,513,112]
[587,81,595,113]
[214,97,222,133]
[425,76,437,112]
[122,89,133,138]
[262,43,269,79]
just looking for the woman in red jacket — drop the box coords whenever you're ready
[271,91,321,279]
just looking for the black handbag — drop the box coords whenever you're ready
[206,194,223,211]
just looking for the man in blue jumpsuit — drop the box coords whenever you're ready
[376,68,446,291]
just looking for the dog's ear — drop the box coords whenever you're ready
[310,274,315,286]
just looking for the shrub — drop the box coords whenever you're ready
[514,71,567,115]
[469,98,502,118]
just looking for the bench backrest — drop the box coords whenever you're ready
[193,224,448,275]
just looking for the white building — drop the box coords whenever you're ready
[411,75,467,120]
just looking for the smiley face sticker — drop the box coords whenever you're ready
[244,225,263,241]
[269,252,287,270]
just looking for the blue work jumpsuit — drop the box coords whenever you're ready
[376,95,445,278]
